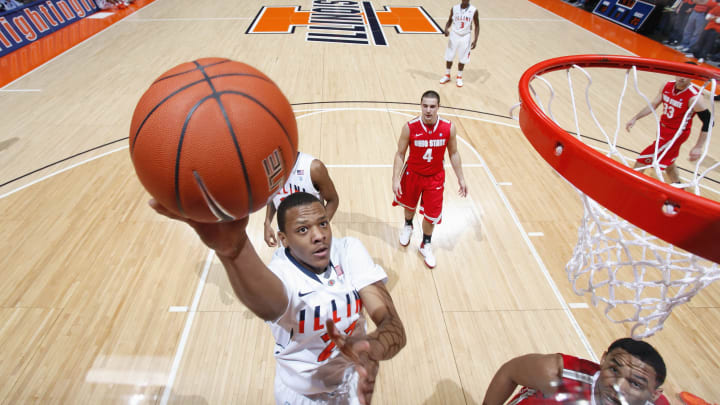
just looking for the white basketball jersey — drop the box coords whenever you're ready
[451,3,477,36]
[271,152,321,209]
[267,237,388,395]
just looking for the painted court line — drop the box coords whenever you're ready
[527,232,545,237]
[0,89,42,92]
[0,145,129,200]
[456,134,597,361]
[169,306,188,313]
[2,0,163,89]
[160,250,214,405]
[569,302,590,309]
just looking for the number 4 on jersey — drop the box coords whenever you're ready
[422,148,433,162]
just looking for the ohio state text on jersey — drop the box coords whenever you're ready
[405,116,452,176]
[661,81,700,132]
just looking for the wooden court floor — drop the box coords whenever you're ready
[1,0,719,403]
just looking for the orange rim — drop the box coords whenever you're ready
[518,54,720,263]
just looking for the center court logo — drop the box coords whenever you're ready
[246,0,442,46]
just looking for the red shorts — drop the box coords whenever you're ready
[636,126,691,169]
[392,169,445,224]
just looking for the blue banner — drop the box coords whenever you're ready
[0,0,100,57]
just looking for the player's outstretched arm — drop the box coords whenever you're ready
[447,124,468,197]
[149,199,288,321]
[264,202,278,247]
[327,280,405,405]
[311,159,340,221]
[392,124,411,197]
[482,353,563,405]
[626,88,663,131]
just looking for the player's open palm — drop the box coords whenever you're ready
[149,199,249,258]
[326,320,379,404]
[689,146,703,161]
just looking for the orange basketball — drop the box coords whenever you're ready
[129,58,298,222]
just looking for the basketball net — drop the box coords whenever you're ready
[517,61,720,338]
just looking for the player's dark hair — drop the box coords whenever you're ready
[421,90,440,106]
[277,192,323,233]
[607,338,666,386]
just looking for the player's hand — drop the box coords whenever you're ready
[392,178,403,197]
[471,41,477,50]
[625,119,636,132]
[326,320,379,405]
[458,179,468,197]
[689,146,703,161]
[149,199,249,259]
[264,223,277,247]
[444,29,449,37]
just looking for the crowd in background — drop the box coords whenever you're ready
[563,0,720,67]
[0,0,34,13]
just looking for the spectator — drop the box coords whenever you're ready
[676,0,716,52]
[687,2,720,61]
[667,0,696,45]
[0,0,22,13]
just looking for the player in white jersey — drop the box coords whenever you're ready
[150,192,406,405]
[440,0,479,87]
[264,152,339,247]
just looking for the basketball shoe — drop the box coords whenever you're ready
[456,77,463,87]
[439,74,451,84]
[399,224,413,246]
[419,242,436,268]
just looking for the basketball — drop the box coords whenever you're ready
[129,58,298,223]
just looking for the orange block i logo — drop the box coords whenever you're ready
[246,1,442,46]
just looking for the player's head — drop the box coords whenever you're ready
[675,61,697,90]
[420,90,440,125]
[277,192,332,273]
[461,0,470,7]
[595,338,666,405]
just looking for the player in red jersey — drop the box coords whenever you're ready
[392,90,467,269]
[483,338,670,405]
[626,68,710,186]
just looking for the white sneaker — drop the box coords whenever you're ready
[456,77,463,87]
[439,74,451,84]
[399,225,413,246]
[419,243,436,268]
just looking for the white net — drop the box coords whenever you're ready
[520,61,720,338]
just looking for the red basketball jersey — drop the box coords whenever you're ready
[405,116,452,175]
[661,81,699,132]
[508,354,670,405]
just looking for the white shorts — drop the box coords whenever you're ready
[274,369,360,405]
[444,31,472,64]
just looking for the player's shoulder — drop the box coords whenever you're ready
[408,116,422,125]
[687,83,702,95]
[560,353,599,377]
[331,236,365,252]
